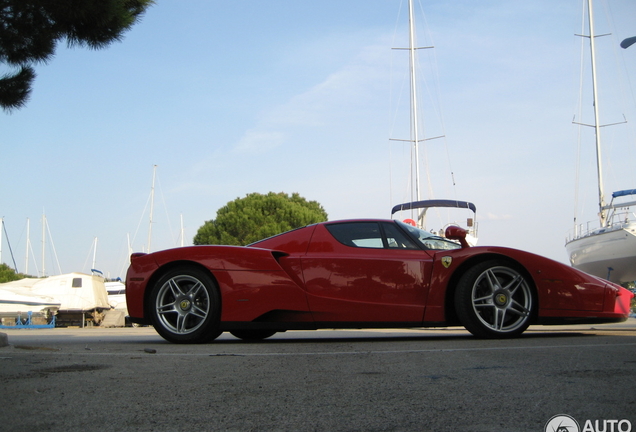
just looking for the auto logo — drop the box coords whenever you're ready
[441,256,452,268]
[544,414,580,432]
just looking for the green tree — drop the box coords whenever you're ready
[194,192,328,246]
[0,0,153,111]
[0,262,31,283]
[625,281,636,313]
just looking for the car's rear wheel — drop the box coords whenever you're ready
[230,330,277,341]
[455,259,534,338]
[148,266,221,343]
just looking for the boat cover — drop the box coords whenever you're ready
[0,273,110,312]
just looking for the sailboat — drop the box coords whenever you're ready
[389,0,477,245]
[565,0,636,284]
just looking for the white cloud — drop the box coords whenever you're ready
[232,36,391,154]
[234,130,286,153]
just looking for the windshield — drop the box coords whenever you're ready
[396,220,461,250]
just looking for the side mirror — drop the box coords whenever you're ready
[445,225,469,248]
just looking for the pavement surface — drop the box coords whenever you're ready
[1,320,635,432]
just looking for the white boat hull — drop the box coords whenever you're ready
[566,222,636,283]
[0,288,60,318]
[106,281,127,310]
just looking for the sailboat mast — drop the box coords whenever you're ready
[41,213,46,277]
[587,0,607,226]
[147,165,157,252]
[180,213,185,247]
[25,218,29,275]
[92,237,98,270]
[408,0,422,203]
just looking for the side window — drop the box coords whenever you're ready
[326,222,383,248]
[72,278,82,288]
[382,222,419,249]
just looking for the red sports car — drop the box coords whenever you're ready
[125,219,633,343]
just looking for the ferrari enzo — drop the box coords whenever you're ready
[125,219,633,343]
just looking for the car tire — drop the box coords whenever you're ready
[455,259,534,339]
[230,330,277,341]
[148,266,222,344]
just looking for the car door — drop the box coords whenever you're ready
[301,221,435,324]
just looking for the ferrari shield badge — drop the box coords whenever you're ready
[441,256,453,268]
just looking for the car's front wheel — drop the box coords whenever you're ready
[148,266,221,343]
[455,260,534,338]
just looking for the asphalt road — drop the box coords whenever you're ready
[1,321,635,432]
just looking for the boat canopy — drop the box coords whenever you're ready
[612,189,636,198]
[620,36,636,49]
[605,189,636,210]
[391,199,476,216]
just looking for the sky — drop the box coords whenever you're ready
[1,0,635,279]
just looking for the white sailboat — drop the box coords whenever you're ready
[565,0,636,284]
[389,0,477,245]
